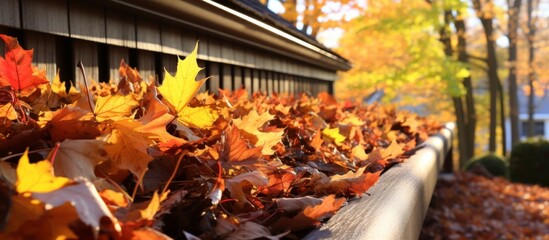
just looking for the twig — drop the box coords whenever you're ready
[76,60,95,115]
[161,152,185,196]
[1,148,53,161]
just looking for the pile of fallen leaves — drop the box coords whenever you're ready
[421,173,549,239]
[0,34,441,239]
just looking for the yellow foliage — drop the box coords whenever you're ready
[16,149,70,193]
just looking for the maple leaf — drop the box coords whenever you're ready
[381,140,405,159]
[0,34,49,92]
[275,196,323,212]
[322,127,346,146]
[103,121,155,182]
[99,189,128,208]
[271,194,346,232]
[15,149,70,193]
[51,71,80,103]
[158,43,214,128]
[92,94,139,122]
[303,194,346,221]
[136,85,186,144]
[233,109,284,155]
[1,200,80,239]
[225,171,269,207]
[0,103,17,120]
[222,125,263,163]
[224,221,289,240]
[314,167,381,196]
[177,105,219,128]
[51,139,108,181]
[119,190,169,222]
[32,178,121,235]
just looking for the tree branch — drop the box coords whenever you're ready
[467,54,488,62]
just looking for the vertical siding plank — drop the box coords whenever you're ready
[283,75,290,94]
[221,42,235,64]
[106,11,136,48]
[25,32,56,81]
[244,68,252,96]
[73,40,99,86]
[266,71,273,95]
[162,54,178,77]
[244,48,255,68]
[0,0,20,28]
[222,64,232,91]
[252,69,260,93]
[182,30,197,55]
[136,19,162,52]
[273,73,279,93]
[138,50,156,84]
[208,38,222,62]
[161,26,184,56]
[208,62,220,94]
[259,70,267,93]
[108,46,129,83]
[234,46,245,66]
[197,35,209,60]
[233,66,243,90]
[69,1,106,43]
[21,0,69,36]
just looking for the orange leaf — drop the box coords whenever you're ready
[222,126,262,163]
[233,109,284,155]
[0,34,49,91]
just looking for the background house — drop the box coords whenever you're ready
[506,86,549,150]
[0,0,350,95]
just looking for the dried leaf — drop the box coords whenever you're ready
[0,35,49,91]
[234,109,283,155]
[15,149,70,193]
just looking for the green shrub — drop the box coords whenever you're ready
[465,154,507,177]
[509,139,549,186]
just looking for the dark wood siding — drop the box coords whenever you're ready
[1,0,339,95]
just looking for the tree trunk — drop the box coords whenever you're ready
[473,0,501,153]
[508,0,521,148]
[455,11,476,163]
[526,0,538,137]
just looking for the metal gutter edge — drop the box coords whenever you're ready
[106,0,351,72]
[305,123,454,239]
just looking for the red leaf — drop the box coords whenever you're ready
[0,35,49,91]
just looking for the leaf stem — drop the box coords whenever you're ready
[161,152,184,196]
[49,143,61,165]
[76,60,95,115]
[0,148,53,161]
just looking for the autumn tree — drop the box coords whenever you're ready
[267,0,359,38]
[472,0,504,153]
[525,0,540,137]
[507,0,522,147]
[437,0,477,164]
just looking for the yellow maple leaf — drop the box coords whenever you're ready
[93,94,139,122]
[0,102,18,120]
[16,149,70,193]
[158,43,211,128]
[178,106,219,128]
[51,71,80,103]
[322,127,346,146]
[233,110,283,155]
[103,122,155,183]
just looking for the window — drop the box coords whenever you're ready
[521,121,545,137]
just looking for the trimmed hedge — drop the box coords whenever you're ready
[509,138,549,186]
[465,154,507,177]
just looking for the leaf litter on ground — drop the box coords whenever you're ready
[421,172,549,240]
[0,34,442,239]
